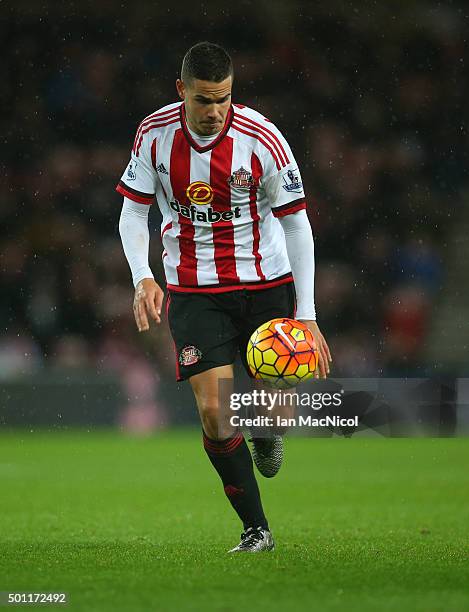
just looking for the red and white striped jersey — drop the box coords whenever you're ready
[116,102,307,293]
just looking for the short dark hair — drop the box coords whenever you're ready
[181,42,233,84]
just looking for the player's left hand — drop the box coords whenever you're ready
[302,320,332,379]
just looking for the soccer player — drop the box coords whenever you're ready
[118,42,331,553]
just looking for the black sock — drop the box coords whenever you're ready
[203,431,269,531]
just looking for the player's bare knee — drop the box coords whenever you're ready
[199,401,221,439]
[200,400,234,440]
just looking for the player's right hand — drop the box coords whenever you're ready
[133,278,164,331]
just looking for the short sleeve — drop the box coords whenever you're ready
[260,127,306,218]
[116,124,157,205]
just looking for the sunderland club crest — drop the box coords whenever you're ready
[179,345,202,366]
[228,166,255,188]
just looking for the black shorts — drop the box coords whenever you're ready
[167,281,297,381]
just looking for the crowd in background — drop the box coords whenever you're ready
[1,2,467,423]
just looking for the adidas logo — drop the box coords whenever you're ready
[157,163,168,175]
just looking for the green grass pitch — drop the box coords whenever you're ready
[1,430,468,611]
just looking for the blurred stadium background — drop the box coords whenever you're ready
[1,1,468,430]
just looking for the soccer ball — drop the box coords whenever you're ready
[246,318,318,388]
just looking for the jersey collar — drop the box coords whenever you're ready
[180,103,234,153]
